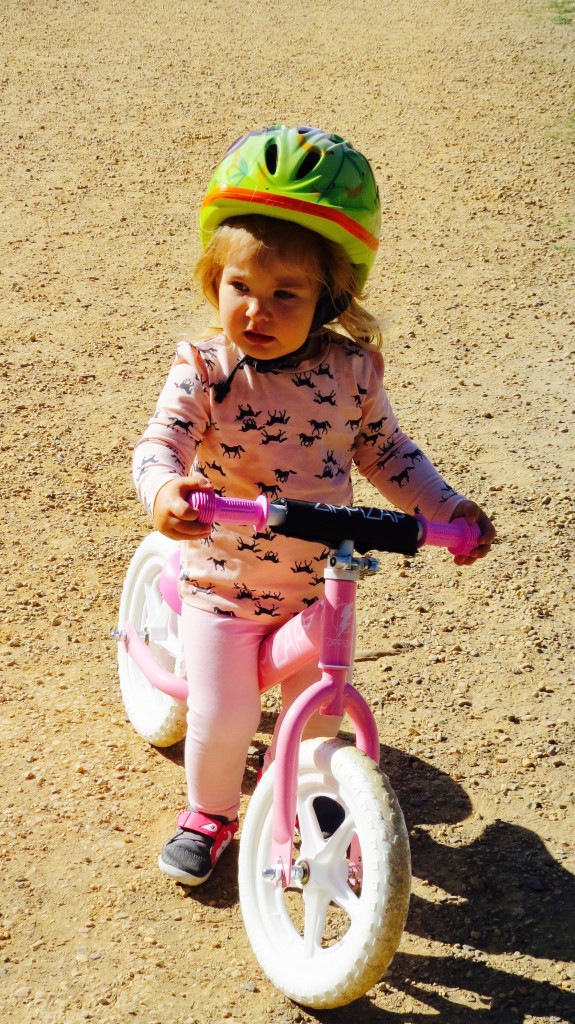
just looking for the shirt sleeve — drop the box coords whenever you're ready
[352,350,465,521]
[132,343,211,516]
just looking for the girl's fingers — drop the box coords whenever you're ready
[450,500,496,565]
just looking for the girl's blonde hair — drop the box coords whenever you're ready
[194,216,383,350]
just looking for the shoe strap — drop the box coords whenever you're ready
[176,810,234,839]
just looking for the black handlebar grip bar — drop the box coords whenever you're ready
[269,498,420,555]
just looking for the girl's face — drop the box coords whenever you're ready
[218,237,321,361]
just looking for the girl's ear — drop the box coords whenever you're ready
[310,290,352,332]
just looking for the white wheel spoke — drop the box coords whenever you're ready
[297,798,324,851]
[301,887,331,957]
[144,582,178,656]
[143,579,164,631]
[323,814,355,859]
[330,876,360,918]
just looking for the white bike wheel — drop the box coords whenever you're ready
[238,737,411,1009]
[117,532,188,747]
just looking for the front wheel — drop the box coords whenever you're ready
[238,737,411,1009]
[117,532,188,747]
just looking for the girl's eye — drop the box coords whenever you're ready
[275,290,296,300]
[231,280,248,293]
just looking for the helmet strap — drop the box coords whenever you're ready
[310,290,351,333]
[211,336,323,404]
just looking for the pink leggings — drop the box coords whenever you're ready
[182,604,341,820]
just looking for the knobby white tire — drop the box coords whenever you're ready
[117,532,188,747]
[238,737,411,1009]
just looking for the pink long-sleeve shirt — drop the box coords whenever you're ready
[133,332,463,621]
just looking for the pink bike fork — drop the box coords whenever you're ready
[259,573,380,886]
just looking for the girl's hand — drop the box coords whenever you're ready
[449,499,496,566]
[152,473,213,541]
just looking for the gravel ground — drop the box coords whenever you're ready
[1,1,574,1021]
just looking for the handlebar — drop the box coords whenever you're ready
[189,489,270,532]
[188,491,480,558]
[415,514,481,557]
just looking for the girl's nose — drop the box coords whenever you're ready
[246,296,269,321]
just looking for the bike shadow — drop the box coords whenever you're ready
[311,953,575,1023]
[158,722,575,1021]
[319,737,575,1023]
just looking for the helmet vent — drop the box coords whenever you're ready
[265,142,279,174]
[296,148,322,179]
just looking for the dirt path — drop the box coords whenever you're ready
[1,1,574,1021]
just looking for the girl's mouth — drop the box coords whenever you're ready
[244,330,274,344]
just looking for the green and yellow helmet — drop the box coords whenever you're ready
[200,125,381,290]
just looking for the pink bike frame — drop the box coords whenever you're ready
[119,558,375,885]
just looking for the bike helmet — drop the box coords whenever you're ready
[200,125,381,290]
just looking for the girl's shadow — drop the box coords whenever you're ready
[378,742,575,965]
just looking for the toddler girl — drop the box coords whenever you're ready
[133,125,495,885]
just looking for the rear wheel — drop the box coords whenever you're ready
[117,532,188,747]
[238,737,411,1008]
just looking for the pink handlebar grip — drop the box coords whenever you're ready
[416,515,481,557]
[188,490,269,532]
